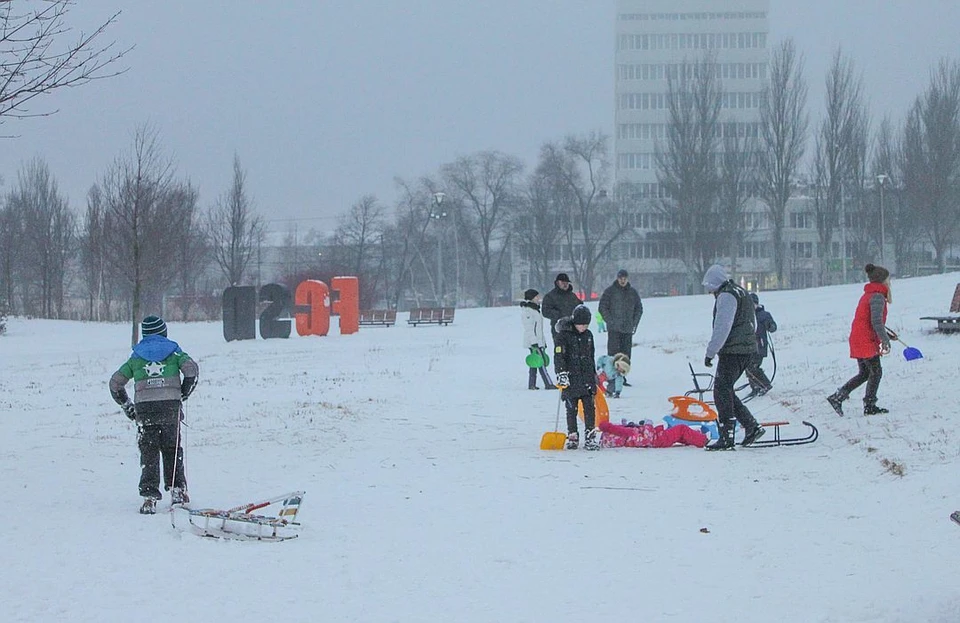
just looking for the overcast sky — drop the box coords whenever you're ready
[1,1,958,233]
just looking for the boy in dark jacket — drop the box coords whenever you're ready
[746,293,777,396]
[554,305,599,450]
[109,316,199,514]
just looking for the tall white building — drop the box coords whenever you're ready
[614,0,770,197]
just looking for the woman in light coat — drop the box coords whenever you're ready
[520,289,555,390]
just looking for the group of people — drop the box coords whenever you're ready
[521,261,893,452]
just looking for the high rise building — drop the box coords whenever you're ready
[614,1,769,197]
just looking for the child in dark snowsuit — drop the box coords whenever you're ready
[746,293,777,396]
[109,316,199,514]
[553,305,599,450]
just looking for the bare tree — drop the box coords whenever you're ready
[513,163,566,290]
[6,157,75,317]
[901,60,960,273]
[0,191,25,313]
[0,1,128,125]
[207,155,263,286]
[759,39,809,287]
[538,132,627,299]
[385,178,436,309]
[332,194,386,308]
[871,117,918,268]
[656,55,723,285]
[442,151,524,306]
[167,183,207,319]
[100,125,181,346]
[717,127,759,270]
[79,184,106,319]
[812,49,867,285]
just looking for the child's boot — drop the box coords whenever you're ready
[826,389,848,416]
[583,428,601,451]
[565,431,579,450]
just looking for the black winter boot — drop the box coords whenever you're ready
[705,426,736,451]
[826,390,847,416]
[139,498,157,514]
[565,431,579,450]
[741,424,766,447]
[863,403,889,415]
[583,429,601,451]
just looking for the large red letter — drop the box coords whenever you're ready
[294,280,330,336]
[331,276,359,335]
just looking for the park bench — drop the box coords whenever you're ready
[358,309,397,327]
[920,283,960,333]
[407,307,455,327]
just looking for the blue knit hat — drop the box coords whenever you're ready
[141,315,167,337]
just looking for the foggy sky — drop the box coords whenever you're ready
[1,1,958,234]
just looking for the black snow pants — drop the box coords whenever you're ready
[713,354,760,436]
[564,390,596,434]
[606,330,633,359]
[839,356,883,407]
[135,400,186,499]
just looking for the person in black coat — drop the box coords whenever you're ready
[598,268,643,359]
[746,293,777,396]
[541,273,582,342]
[553,305,599,450]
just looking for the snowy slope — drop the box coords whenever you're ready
[2,272,960,623]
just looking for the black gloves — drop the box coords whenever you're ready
[704,356,713,368]
[121,402,136,421]
[181,376,198,402]
[556,371,570,388]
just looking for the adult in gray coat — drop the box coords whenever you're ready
[701,264,765,450]
[598,269,643,358]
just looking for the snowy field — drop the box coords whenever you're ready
[2,272,960,623]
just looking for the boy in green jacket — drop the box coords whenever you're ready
[109,316,199,514]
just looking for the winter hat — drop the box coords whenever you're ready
[555,273,570,284]
[523,288,539,301]
[701,264,729,292]
[617,268,629,279]
[141,315,167,337]
[865,263,889,283]
[750,292,760,305]
[572,305,592,325]
[613,353,631,375]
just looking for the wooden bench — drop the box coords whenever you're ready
[358,309,397,327]
[920,283,960,333]
[407,307,455,326]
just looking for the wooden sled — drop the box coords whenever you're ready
[171,491,305,542]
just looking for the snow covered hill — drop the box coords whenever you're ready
[2,271,959,622]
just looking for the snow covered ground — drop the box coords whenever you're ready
[2,272,960,622]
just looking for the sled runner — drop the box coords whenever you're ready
[171,491,305,542]
[744,420,818,447]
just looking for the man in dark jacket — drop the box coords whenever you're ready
[109,315,199,514]
[541,272,582,341]
[553,305,599,450]
[746,292,777,396]
[598,268,643,359]
[701,265,765,450]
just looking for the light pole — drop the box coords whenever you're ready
[431,192,447,306]
[876,174,890,262]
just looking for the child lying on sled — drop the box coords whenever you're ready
[598,420,708,449]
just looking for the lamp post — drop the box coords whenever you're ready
[876,174,890,262]
[431,192,447,306]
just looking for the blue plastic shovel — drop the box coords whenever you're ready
[886,327,923,361]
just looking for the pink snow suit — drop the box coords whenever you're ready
[599,422,708,449]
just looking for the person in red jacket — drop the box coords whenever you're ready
[827,264,892,416]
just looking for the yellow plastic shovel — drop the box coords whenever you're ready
[540,387,567,450]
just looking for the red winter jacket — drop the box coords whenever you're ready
[848,282,889,359]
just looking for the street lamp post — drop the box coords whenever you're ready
[876,174,890,262]
[431,192,447,306]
